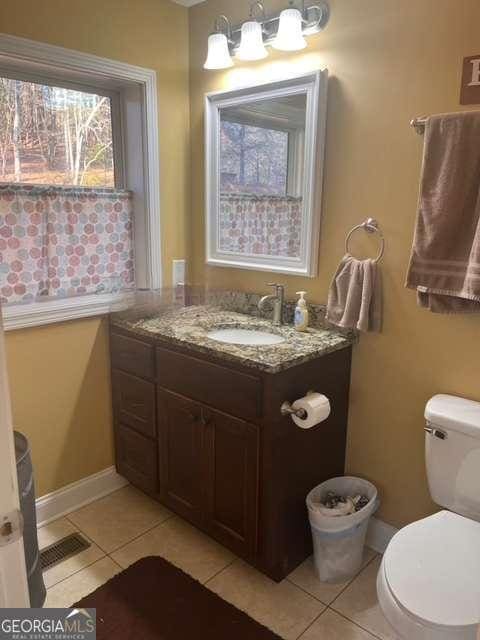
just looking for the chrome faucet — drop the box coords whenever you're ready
[258,283,285,326]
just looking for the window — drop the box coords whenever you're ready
[0,34,162,330]
[0,76,133,308]
[220,121,289,196]
[0,77,116,188]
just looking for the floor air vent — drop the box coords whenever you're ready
[40,532,91,571]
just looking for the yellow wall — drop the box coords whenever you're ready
[189,0,480,527]
[2,0,479,527]
[0,0,190,495]
[5,319,112,497]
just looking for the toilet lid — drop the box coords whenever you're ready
[384,511,480,627]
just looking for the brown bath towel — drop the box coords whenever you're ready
[326,255,382,332]
[406,111,480,312]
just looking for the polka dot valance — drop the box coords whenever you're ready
[0,184,135,306]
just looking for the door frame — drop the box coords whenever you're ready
[0,311,30,607]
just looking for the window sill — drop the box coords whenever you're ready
[2,292,135,331]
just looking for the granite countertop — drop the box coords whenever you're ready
[111,305,354,373]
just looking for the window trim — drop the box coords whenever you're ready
[2,291,135,331]
[0,33,162,331]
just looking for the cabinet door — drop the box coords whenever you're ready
[157,391,204,526]
[204,408,259,559]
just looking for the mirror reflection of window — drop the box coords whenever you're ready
[219,95,306,259]
[220,122,289,196]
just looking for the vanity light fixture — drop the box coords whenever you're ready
[272,7,307,52]
[236,2,269,62]
[204,15,234,70]
[204,1,330,70]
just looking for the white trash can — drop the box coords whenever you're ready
[306,476,378,583]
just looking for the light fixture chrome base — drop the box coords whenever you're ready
[227,1,330,52]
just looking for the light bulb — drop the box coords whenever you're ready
[236,21,268,61]
[204,33,234,70]
[272,8,307,52]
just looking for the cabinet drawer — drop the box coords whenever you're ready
[115,423,158,494]
[156,347,262,421]
[112,370,156,438]
[111,332,154,380]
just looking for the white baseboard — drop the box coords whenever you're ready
[367,516,399,554]
[36,466,129,527]
[34,467,399,554]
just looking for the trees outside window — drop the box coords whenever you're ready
[0,77,114,187]
[220,121,289,196]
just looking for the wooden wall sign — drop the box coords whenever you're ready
[460,54,480,105]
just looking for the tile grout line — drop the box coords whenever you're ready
[328,553,379,608]
[327,555,387,640]
[292,553,383,640]
[286,551,379,609]
[328,608,384,640]
[284,578,329,606]
[108,556,125,571]
[204,562,329,640]
[294,606,330,639]
[203,557,238,586]
[44,555,110,593]
[41,523,104,555]
[65,511,175,556]
[47,497,385,638]
[106,513,176,555]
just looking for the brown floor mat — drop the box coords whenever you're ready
[74,556,282,639]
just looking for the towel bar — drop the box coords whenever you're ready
[411,116,427,134]
[345,218,385,263]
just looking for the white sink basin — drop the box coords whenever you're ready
[207,328,286,346]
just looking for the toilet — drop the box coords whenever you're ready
[377,394,480,640]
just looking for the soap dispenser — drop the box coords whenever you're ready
[294,291,309,332]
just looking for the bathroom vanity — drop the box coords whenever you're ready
[109,303,353,581]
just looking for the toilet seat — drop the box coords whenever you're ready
[378,511,480,639]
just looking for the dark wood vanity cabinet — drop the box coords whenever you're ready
[157,391,205,526]
[157,389,259,557]
[204,403,259,558]
[110,325,352,581]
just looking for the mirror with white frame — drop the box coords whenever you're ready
[205,71,328,276]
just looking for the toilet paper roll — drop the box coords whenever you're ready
[291,393,331,429]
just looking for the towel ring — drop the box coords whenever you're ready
[345,218,385,263]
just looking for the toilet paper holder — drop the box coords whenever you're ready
[281,390,316,419]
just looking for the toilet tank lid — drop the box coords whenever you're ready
[425,394,480,437]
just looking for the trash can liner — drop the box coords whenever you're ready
[310,510,378,540]
[306,476,378,583]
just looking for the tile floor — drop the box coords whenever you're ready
[40,485,398,639]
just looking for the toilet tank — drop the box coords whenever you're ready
[425,394,480,521]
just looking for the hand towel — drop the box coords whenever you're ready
[326,255,382,332]
[406,111,480,313]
